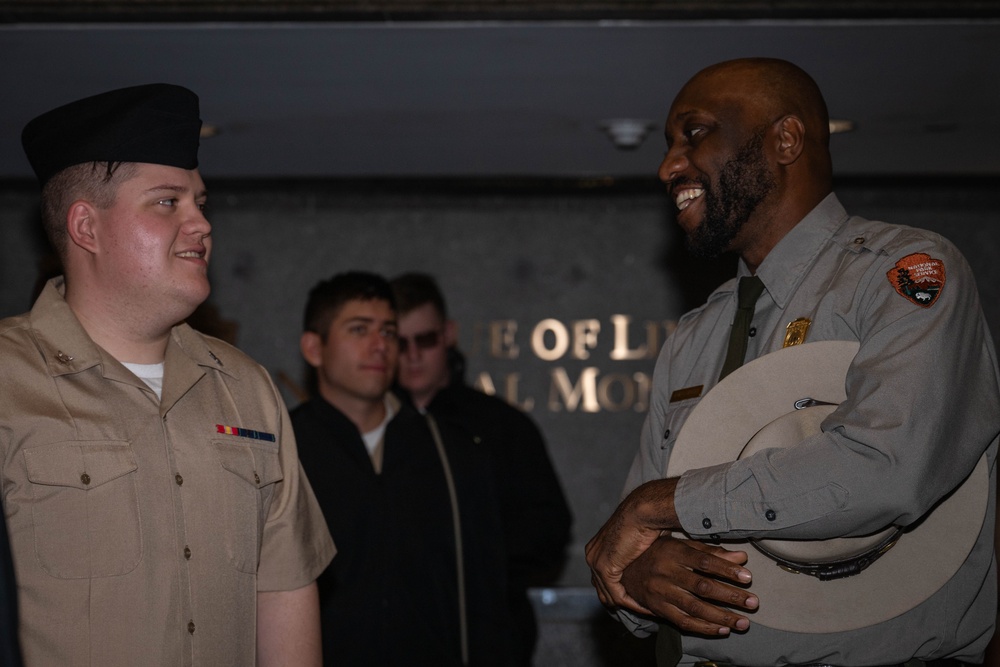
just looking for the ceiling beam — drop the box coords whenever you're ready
[2,0,998,22]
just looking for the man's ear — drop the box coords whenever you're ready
[300,331,323,368]
[65,201,100,254]
[443,319,458,347]
[774,115,806,166]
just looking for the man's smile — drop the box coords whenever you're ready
[675,186,705,211]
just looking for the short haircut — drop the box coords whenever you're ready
[389,272,448,319]
[40,161,138,257]
[303,271,396,337]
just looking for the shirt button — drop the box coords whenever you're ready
[748,327,757,337]
[765,509,777,521]
[184,546,192,560]
[80,473,91,485]
[702,518,712,529]
[175,474,183,486]
[188,621,195,634]
[253,472,260,485]
[854,237,865,245]
[663,429,671,439]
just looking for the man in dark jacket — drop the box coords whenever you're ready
[390,272,573,666]
[291,271,511,667]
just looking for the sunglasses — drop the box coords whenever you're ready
[398,329,442,353]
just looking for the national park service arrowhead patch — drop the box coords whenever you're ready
[887,253,946,307]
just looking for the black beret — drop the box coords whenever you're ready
[21,83,202,186]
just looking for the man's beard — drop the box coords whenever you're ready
[685,129,776,259]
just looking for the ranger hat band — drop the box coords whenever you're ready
[21,83,202,186]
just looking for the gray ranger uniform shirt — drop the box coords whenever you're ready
[621,194,999,665]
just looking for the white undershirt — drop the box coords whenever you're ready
[121,361,165,399]
[361,396,396,457]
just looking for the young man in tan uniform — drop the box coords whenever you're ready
[2,84,335,665]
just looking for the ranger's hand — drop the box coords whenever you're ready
[586,478,686,612]
[585,493,665,614]
[621,535,757,636]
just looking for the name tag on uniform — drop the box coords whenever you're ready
[670,385,703,402]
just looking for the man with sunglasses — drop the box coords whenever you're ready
[290,271,512,666]
[391,272,572,667]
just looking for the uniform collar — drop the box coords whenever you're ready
[28,277,236,393]
[167,320,239,379]
[747,193,850,309]
[29,277,113,379]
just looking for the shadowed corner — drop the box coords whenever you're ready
[530,587,657,666]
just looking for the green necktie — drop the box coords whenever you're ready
[718,275,766,381]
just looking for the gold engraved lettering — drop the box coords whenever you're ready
[532,319,570,361]
[572,319,601,360]
[490,320,520,359]
[473,372,498,395]
[548,367,599,412]
[504,373,535,411]
[611,314,650,360]
[597,373,636,412]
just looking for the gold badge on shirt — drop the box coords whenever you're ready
[783,318,811,347]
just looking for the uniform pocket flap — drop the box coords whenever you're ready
[214,441,283,487]
[24,441,137,490]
